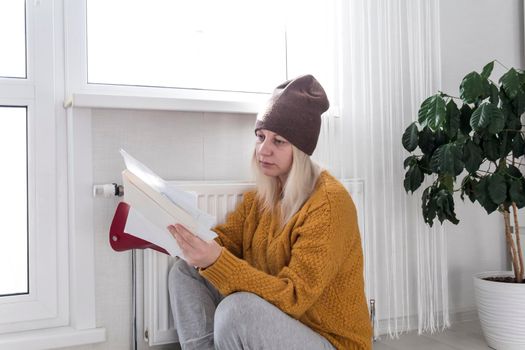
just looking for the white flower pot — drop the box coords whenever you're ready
[473,271,525,350]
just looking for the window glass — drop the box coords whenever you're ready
[87,0,286,93]
[0,1,26,79]
[0,106,28,296]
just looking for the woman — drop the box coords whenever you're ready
[168,75,372,350]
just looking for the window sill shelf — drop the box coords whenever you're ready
[64,88,269,114]
[0,326,106,350]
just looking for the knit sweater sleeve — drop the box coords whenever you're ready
[200,194,351,319]
[211,191,255,258]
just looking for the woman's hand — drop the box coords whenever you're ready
[167,224,222,269]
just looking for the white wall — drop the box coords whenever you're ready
[70,110,256,350]
[439,0,524,315]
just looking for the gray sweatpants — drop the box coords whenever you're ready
[168,258,336,350]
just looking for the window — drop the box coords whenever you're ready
[0,106,28,297]
[86,0,286,93]
[0,2,104,347]
[67,0,339,113]
[0,1,26,78]
[0,0,65,333]
[0,4,106,349]
[0,2,28,298]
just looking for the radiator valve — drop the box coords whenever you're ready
[93,183,124,198]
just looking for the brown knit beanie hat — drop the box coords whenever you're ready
[255,74,329,156]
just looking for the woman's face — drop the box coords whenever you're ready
[255,129,293,183]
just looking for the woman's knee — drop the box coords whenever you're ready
[214,292,261,341]
[168,258,191,294]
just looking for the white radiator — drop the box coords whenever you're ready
[141,179,365,346]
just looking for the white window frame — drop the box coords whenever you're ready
[64,0,341,115]
[64,0,272,113]
[0,1,105,348]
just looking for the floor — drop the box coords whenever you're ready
[373,319,491,350]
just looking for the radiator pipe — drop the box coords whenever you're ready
[370,299,376,342]
[132,249,138,350]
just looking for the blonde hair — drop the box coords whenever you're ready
[251,145,322,227]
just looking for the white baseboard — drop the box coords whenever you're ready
[373,307,478,339]
[0,326,106,350]
[449,307,478,324]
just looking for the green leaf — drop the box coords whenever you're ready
[418,95,446,131]
[475,177,499,214]
[418,154,432,175]
[403,155,418,169]
[422,186,460,225]
[506,114,522,132]
[506,164,522,179]
[404,164,424,193]
[488,173,507,205]
[430,144,464,176]
[499,68,522,99]
[430,150,440,173]
[455,132,469,145]
[470,102,505,134]
[461,176,477,203]
[422,187,437,226]
[500,91,516,120]
[488,109,505,134]
[418,127,437,155]
[402,122,419,152]
[445,100,460,138]
[418,96,434,126]
[460,72,484,104]
[519,69,525,85]
[489,83,499,105]
[514,92,525,116]
[435,189,459,224]
[481,61,494,79]
[500,132,513,157]
[482,135,501,161]
[470,104,490,130]
[462,140,483,173]
[434,130,449,148]
[513,133,525,158]
[441,175,454,192]
[482,79,492,101]
[459,104,473,135]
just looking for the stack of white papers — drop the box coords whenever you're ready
[120,149,217,257]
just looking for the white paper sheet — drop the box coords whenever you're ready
[125,206,184,258]
[120,149,217,257]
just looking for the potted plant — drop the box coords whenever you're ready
[402,61,525,350]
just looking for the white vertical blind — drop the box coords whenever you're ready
[340,0,449,337]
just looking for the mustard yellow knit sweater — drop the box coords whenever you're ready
[200,171,372,350]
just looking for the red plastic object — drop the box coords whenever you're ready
[109,201,169,255]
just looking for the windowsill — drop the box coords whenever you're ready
[64,87,270,114]
[64,91,342,117]
[0,326,106,350]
